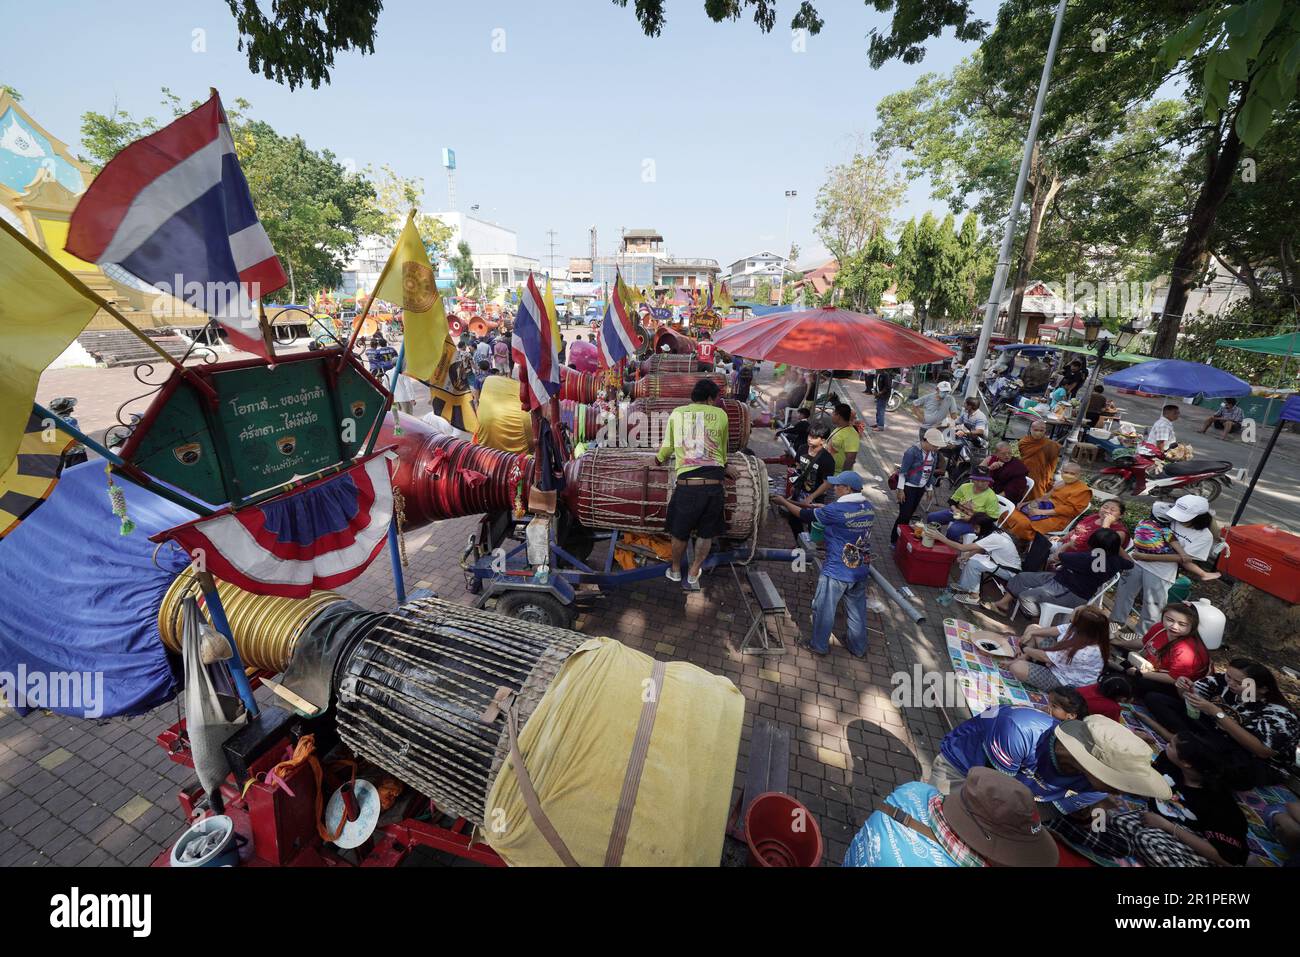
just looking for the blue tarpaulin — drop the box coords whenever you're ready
[1102,358,1251,399]
[750,304,795,317]
[0,462,193,717]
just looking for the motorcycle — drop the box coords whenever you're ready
[941,429,986,489]
[980,375,1023,418]
[1091,443,1233,502]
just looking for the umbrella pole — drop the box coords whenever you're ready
[1231,417,1284,527]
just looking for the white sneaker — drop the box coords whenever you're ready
[686,571,702,588]
[953,592,981,606]
[665,567,682,582]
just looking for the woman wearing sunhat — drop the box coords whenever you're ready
[844,767,1059,867]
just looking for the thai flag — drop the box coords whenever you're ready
[599,275,641,367]
[150,453,394,598]
[66,92,286,359]
[510,272,560,411]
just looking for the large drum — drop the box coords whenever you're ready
[334,597,586,826]
[632,373,729,401]
[651,326,696,355]
[561,449,767,542]
[617,398,751,452]
[639,354,702,377]
[560,366,601,404]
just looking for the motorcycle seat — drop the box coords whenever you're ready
[1162,459,1233,476]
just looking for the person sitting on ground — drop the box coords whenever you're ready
[1264,801,1300,862]
[1145,403,1181,451]
[825,402,861,473]
[929,708,1172,814]
[947,513,1022,606]
[1007,606,1110,691]
[843,768,1059,868]
[1054,499,1130,554]
[1076,674,1136,723]
[990,527,1132,618]
[1198,397,1245,437]
[1051,731,1251,867]
[1047,686,1090,722]
[1001,460,1092,543]
[1016,419,1060,498]
[980,441,1030,503]
[1139,659,1300,785]
[926,470,1000,541]
[1111,602,1210,700]
[782,424,836,544]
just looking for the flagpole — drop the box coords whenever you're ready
[344,211,410,358]
[0,219,214,399]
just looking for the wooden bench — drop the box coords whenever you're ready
[727,718,791,841]
[740,568,787,656]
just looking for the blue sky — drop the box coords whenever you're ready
[7,0,993,269]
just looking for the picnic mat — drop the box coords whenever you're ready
[943,618,1293,867]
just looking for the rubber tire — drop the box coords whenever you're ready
[1184,478,1223,503]
[886,393,904,413]
[495,590,575,629]
[1092,473,1130,495]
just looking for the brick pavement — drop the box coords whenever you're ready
[7,353,974,866]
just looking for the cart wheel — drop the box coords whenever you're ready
[496,591,575,629]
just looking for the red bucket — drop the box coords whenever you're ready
[744,792,822,867]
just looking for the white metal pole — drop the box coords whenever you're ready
[964,0,1069,401]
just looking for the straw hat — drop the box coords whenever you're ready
[935,768,1059,867]
[1054,716,1172,799]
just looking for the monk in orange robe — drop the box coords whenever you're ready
[1017,419,1061,498]
[1002,461,1093,542]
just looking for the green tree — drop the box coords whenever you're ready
[834,233,895,312]
[224,0,382,89]
[813,147,905,265]
[0,84,22,101]
[449,241,478,296]
[755,278,775,304]
[367,164,455,260]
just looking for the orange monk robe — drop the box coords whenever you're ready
[1003,479,1093,542]
[1018,435,1061,498]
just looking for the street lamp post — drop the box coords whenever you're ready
[781,189,796,303]
[1064,313,1108,457]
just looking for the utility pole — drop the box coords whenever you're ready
[964,0,1069,402]
[546,229,558,279]
[782,189,797,303]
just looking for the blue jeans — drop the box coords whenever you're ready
[811,575,869,656]
[874,396,887,428]
[927,508,975,540]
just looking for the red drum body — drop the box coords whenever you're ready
[561,449,766,541]
[639,354,703,377]
[632,373,729,400]
[559,366,601,403]
[651,326,697,355]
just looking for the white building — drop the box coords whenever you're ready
[723,251,789,296]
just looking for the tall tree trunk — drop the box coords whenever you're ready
[1008,161,1062,338]
[1152,119,1244,357]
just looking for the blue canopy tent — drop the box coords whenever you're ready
[1231,394,1300,525]
[1102,358,1251,399]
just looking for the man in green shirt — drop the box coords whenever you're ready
[827,402,861,472]
[656,378,730,587]
[926,470,1001,540]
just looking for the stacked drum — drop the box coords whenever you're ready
[632,373,729,400]
[559,366,601,404]
[638,354,702,377]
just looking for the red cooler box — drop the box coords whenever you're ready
[1221,524,1300,604]
[893,525,958,588]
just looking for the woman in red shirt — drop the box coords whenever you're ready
[1113,602,1210,716]
[1055,499,1130,554]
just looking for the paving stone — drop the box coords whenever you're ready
[114,795,152,825]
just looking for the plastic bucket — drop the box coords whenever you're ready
[810,521,825,543]
[744,792,823,867]
[1167,576,1192,603]
[169,815,238,867]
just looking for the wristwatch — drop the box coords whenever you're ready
[1214,711,1227,721]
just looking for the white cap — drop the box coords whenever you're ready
[1164,494,1211,523]
[937,381,953,393]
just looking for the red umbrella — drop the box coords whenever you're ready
[710,307,954,370]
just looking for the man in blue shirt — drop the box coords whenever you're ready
[930,707,1171,815]
[772,471,874,657]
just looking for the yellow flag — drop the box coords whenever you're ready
[717,280,735,310]
[543,278,562,346]
[0,220,101,476]
[0,410,73,539]
[374,212,447,381]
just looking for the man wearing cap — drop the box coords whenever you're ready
[925,470,1000,541]
[911,380,959,441]
[772,471,874,657]
[891,429,945,545]
[1109,494,1218,634]
[930,707,1171,816]
[844,767,1058,867]
[656,378,730,588]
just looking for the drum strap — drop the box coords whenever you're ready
[504,699,580,867]
[604,659,667,868]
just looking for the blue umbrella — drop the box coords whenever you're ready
[1102,358,1250,398]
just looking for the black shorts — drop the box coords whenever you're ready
[666,482,725,540]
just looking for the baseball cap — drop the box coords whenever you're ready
[827,471,864,492]
[923,428,947,447]
[937,381,953,393]
[1163,494,1211,523]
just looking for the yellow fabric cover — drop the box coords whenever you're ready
[484,636,744,867]
[474,374,532,453]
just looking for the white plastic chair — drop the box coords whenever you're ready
[995,495,1016,528]
[1035,573,1121,628]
